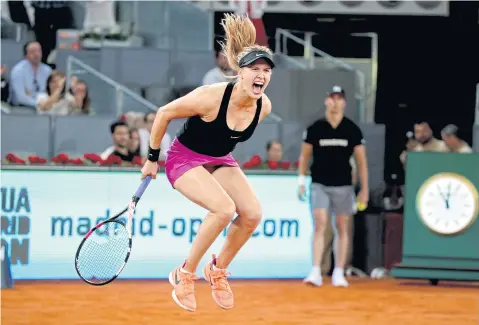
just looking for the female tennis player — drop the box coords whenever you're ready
[140,14,274,312]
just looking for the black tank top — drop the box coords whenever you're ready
[177,82,262,157]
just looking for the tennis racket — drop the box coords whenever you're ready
[74,176,152,285]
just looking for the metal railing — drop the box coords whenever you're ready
[274,28,366,123]
[66,56,157,116]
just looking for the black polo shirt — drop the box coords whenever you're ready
[303,117,365,186]
[111,150,135,162]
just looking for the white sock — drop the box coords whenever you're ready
[212,262,227,271]
[312,265,321,276]
[180,267,192,274]
[333,267,344,276]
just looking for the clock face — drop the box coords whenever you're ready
[417,173,479,235]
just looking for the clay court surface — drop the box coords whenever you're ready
[2,278,478,325]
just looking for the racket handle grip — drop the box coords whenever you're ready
[134,176,152,200]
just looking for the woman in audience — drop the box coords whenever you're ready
[69,78,92,115]
[36,72,92,115]
[36,70,71,115]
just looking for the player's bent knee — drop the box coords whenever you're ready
[239,206,262,231]
[214,200,237,225]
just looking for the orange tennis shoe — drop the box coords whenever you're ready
[168,262,200,312]
[203,254,234,310]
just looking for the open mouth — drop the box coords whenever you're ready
[253,82,264,94]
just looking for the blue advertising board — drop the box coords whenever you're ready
[1,170,313,280]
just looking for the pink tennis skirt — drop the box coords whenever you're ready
[164,137,239,188]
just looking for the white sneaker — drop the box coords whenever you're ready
[303,271,323,287]
[332,269,349,287]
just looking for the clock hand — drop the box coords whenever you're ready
[436,184,450,209]
[444,182,452,209]
[446,181,452,200]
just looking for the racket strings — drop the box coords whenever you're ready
[76,221,130,284]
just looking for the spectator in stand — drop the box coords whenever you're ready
[247,140,291,170]
[31,1,73,63]
[399,121,449,165]
[441,124,473,153]
[101,121,135,162]
[36,70,69,114]
[265,140,283,163]
[129,128,141,157]
[139,111,171,161]
[9,41,52,109]
[1,64,9,103]
[36,73,92,115]
[69,78,92,115]
[202,50,233,85]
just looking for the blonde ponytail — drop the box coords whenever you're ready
[219,14,257,72]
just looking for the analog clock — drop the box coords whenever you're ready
[416,173,479,235]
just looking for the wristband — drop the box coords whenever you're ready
[298,175,306,186]
[148,147,161,162]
